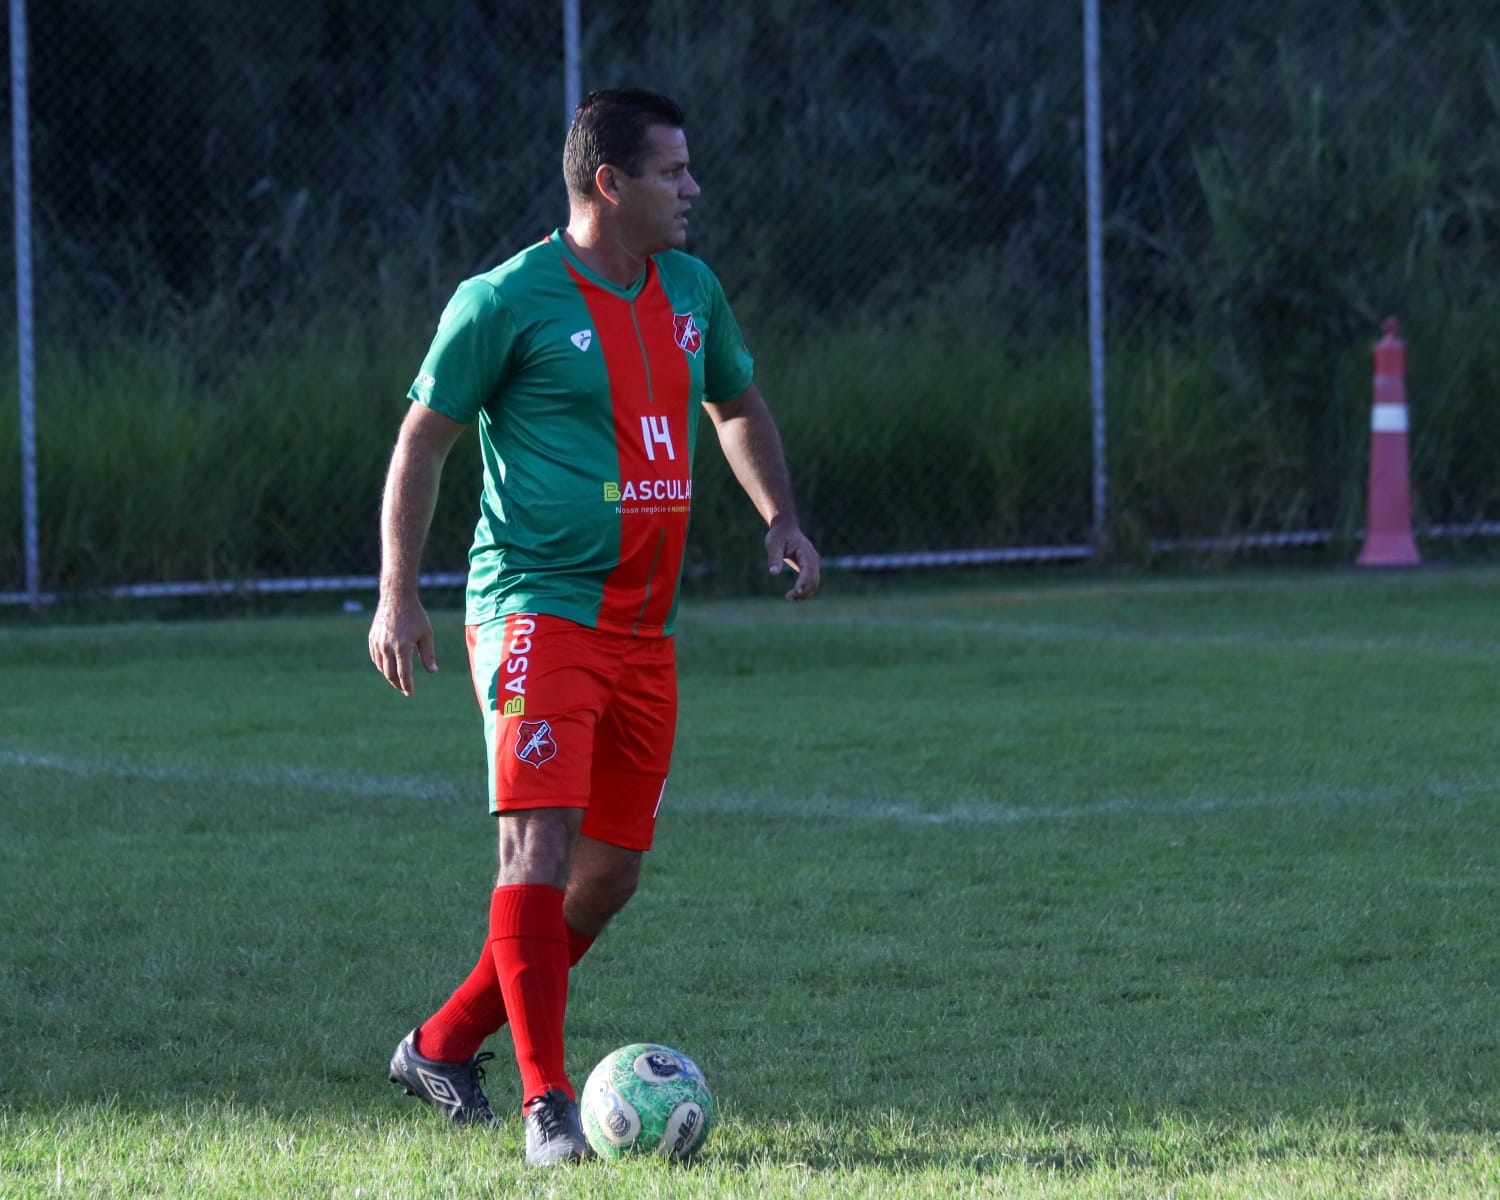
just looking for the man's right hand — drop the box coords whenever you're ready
[368,596,439,696]
[368,403,467,696]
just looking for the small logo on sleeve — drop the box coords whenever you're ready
[571,330,593,351]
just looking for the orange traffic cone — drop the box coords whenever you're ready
[1357,318,1421,567]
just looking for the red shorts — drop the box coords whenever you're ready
[465,613,678,851]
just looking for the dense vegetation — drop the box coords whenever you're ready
[4,0,1499,591]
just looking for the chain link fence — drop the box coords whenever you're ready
[4,1,1499,603]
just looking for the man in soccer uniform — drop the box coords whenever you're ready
[368,89,820,1166]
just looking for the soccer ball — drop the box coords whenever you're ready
[579,1043,714,1160]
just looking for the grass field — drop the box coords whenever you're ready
[2,566,1498,1198]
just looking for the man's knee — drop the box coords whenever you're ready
[565,839,642,935]
[575,868,638,916]
[495,808,583,890]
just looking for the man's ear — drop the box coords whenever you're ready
[594,163,623,206]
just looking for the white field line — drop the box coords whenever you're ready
[680,608,1500,656]
[0,748,465,802]
[688,782,1486,826]
[1,747,1484,827]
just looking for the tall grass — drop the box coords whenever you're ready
[6,279,1500,597]
[1,311,433,590]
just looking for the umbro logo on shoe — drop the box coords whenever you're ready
[570,330,593,351]
[416,1067,463,1113]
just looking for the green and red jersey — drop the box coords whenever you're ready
[409,230,753,636]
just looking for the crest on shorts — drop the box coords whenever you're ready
[514,720,557,768]
[673,313,701,356]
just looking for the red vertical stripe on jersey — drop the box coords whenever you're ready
[565,261,693,636]
[623,271,693,633]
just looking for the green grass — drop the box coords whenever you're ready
[2,566,1498,1197]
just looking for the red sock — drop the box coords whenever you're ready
[414,904,599,1064]
[568,925,596,967]
[490,883,572,1103]
[416,945,508,1063]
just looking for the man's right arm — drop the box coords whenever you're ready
[367,402,469,696]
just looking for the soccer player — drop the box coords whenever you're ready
[367,88,820,1166]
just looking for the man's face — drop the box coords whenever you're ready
[613,124,700,254]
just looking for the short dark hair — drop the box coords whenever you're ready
[563,88,686,198]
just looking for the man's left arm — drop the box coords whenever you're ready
[704,384,821,601]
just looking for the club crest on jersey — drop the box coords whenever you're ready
[514,720,557,768]
[673,313,701,356]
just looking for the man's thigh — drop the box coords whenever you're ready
[466,615,676,850]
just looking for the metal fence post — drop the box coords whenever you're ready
[11,0,41,608]
[563,0,580,132]
[1083,0,1106,555]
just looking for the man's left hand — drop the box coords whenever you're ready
[766,523,822,601]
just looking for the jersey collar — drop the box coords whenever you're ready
[551,230,653,299]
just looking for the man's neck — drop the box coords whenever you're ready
[561,223,647,290]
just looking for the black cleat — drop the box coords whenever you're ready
[523,1089,592,1165]
[388,1028,497,1125]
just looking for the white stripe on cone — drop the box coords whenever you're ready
[1371,402,1408,433]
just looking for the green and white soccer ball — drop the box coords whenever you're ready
[579,1043,715,1160]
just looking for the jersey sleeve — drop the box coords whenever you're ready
[407,279,516,423]
[701,274,755,403]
